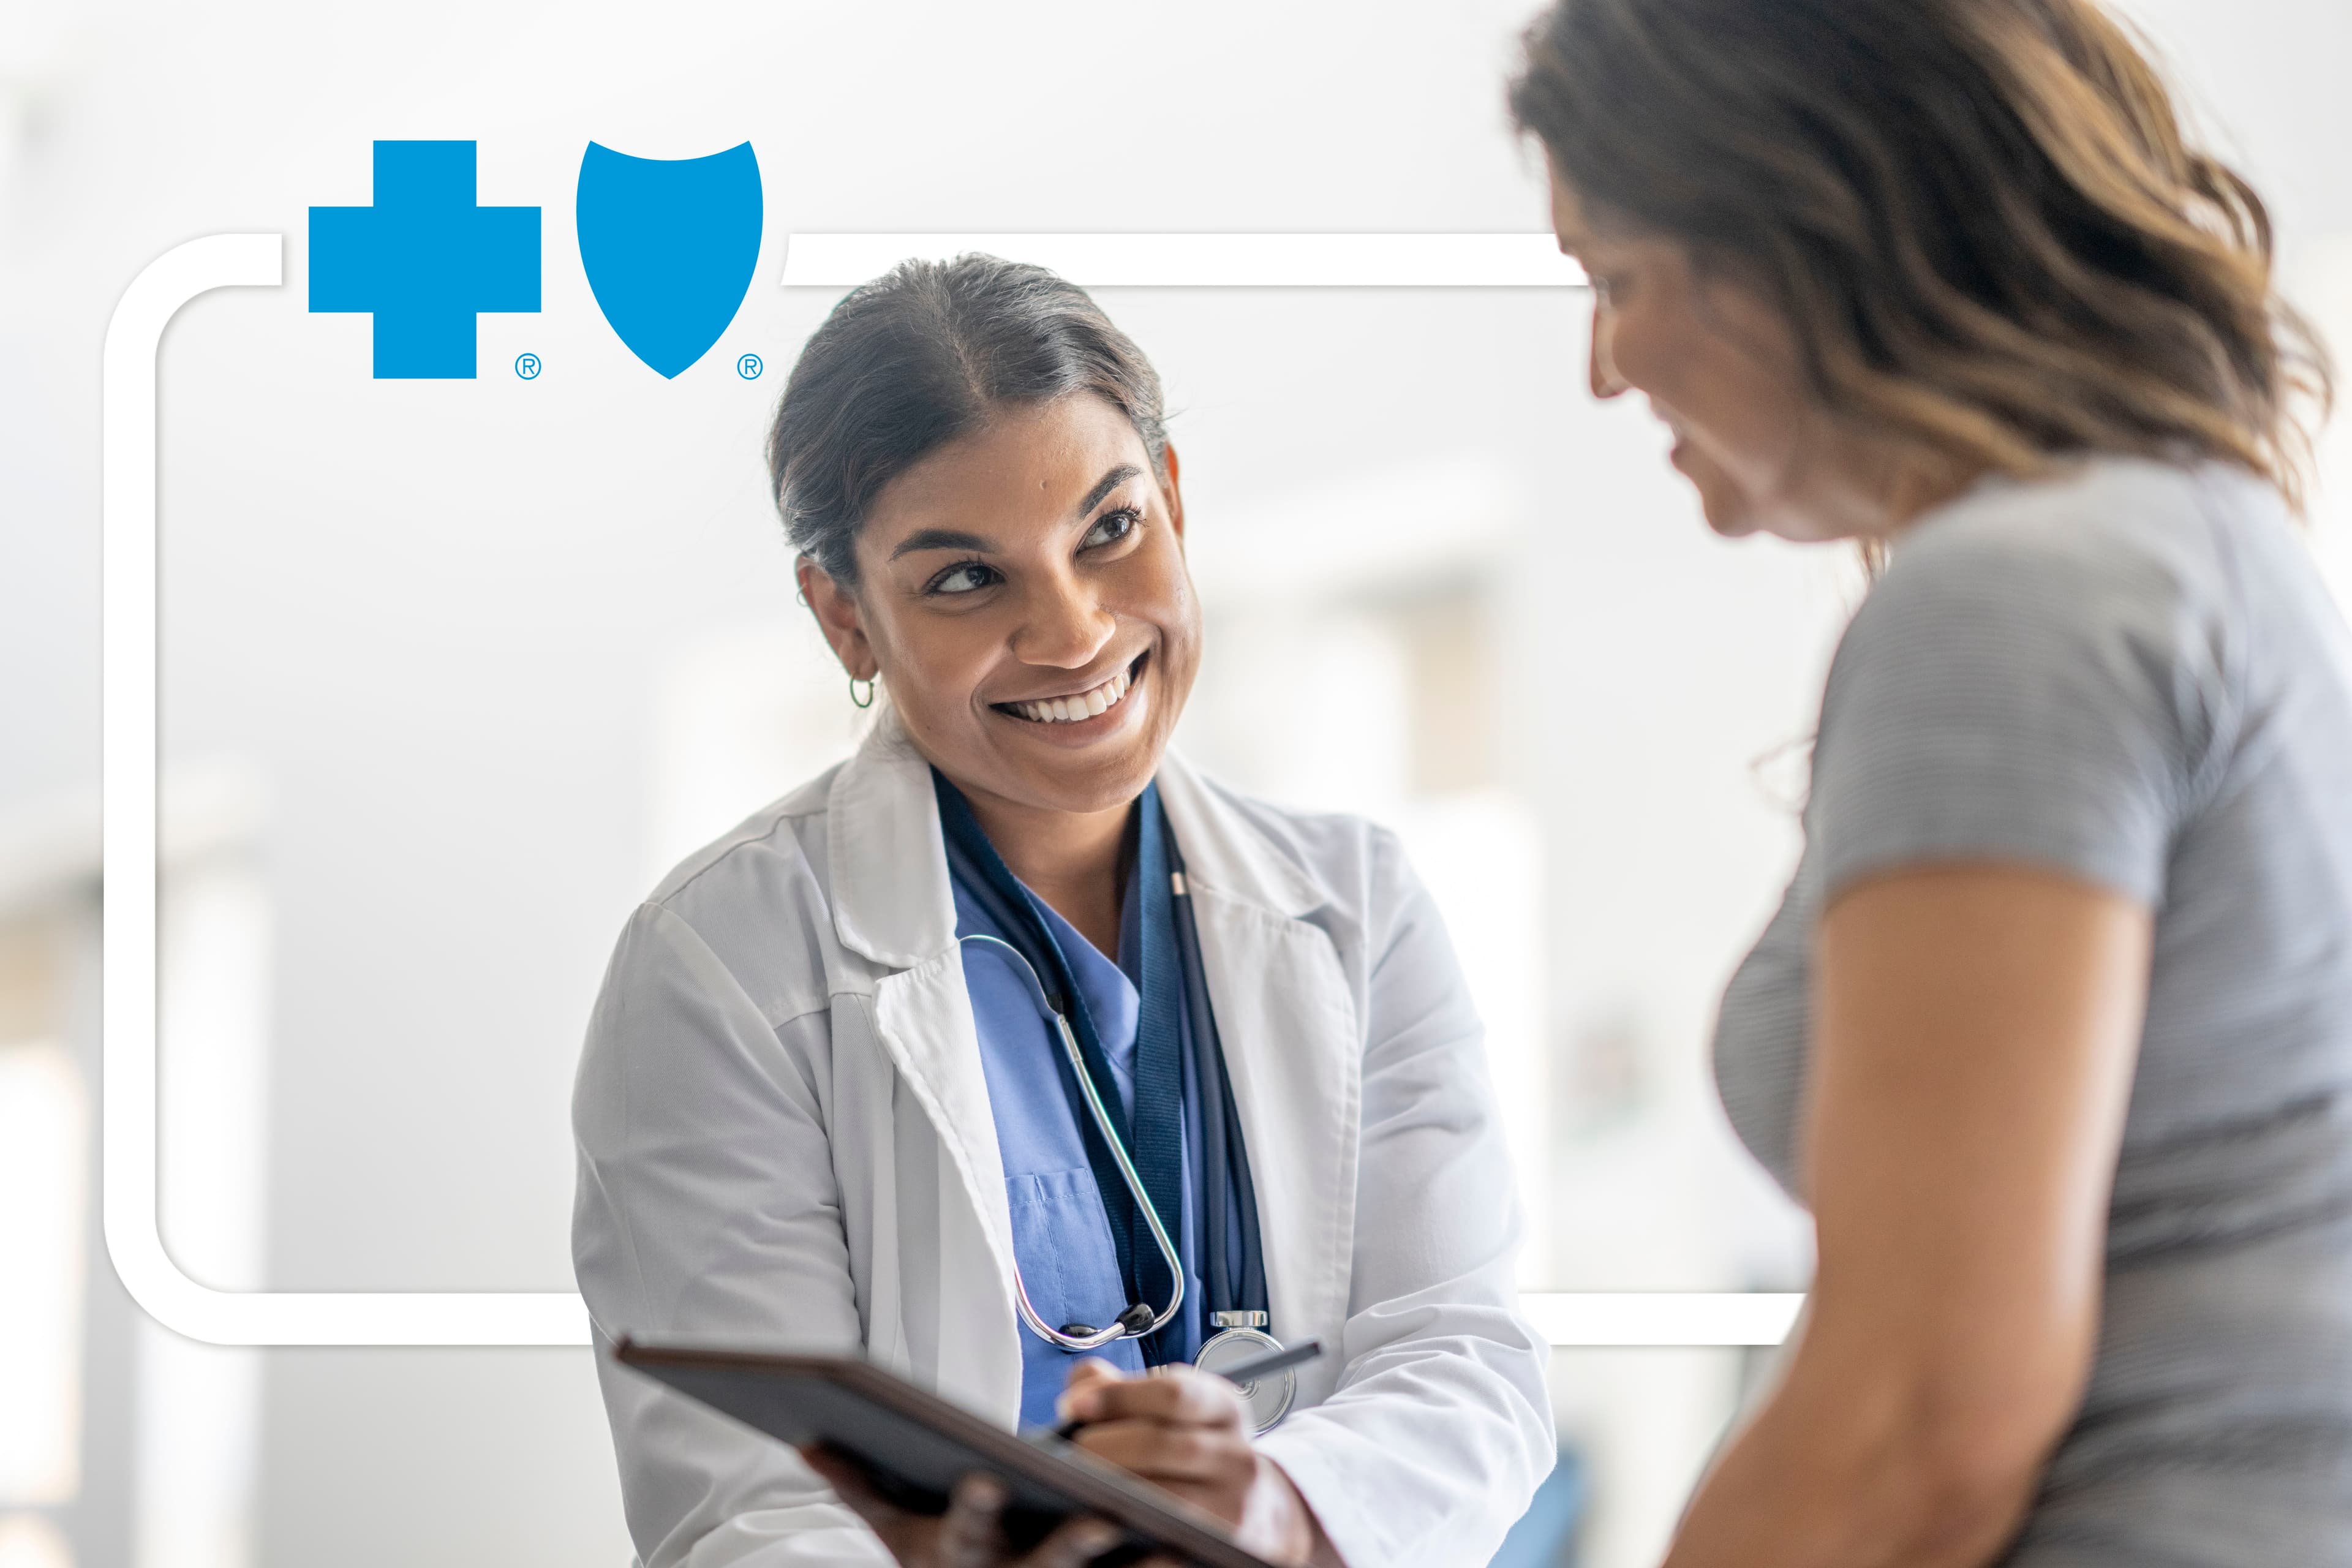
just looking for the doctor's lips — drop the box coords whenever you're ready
[993,652,1146,725]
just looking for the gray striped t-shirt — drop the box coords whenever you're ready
[1714,456,2352,1565]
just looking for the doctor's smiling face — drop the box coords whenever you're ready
[797,392,1201,825]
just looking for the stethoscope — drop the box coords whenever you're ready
[956,870,1295,1433]
[960,934,1187,1349]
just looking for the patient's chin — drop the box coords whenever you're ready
[1680,454,1759,538]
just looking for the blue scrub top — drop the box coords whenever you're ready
[952,852,1242,1430]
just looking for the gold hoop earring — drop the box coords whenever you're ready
[849,675,876,709]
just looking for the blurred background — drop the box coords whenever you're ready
[6,1,2352,1564]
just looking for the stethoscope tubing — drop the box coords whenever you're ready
[958,933,1188,1351]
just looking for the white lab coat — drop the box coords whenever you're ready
[572,708,1553,1568]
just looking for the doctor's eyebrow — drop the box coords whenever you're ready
[886,466,1147,560]
[1074,464,1142,518]
[889,527,997,560]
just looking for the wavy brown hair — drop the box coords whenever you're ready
[1507,0,2332,509]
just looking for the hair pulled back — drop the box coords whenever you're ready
[766,254,1169,584]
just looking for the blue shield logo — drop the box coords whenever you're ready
[576,141,762,379]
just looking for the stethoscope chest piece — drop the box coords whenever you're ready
[1196,1315,1294,1434]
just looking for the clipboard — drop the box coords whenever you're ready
[612,1335,1281,1568]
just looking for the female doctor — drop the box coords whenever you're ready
[570,255,1553,1568]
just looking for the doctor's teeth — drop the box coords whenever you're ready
[1012,668,1131,723]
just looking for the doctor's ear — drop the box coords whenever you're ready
[796,555,878,681]
[1160,442,1186,543]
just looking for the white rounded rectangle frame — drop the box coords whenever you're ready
[103,232,1793,1348]
[778,233,1589,288]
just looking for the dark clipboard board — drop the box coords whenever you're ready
[612,1335,1280,1568]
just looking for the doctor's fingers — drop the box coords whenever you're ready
[1062,1363,1246,1430]
[946,1476,1123,1568]
[1059,1357,1127,1396]
[797,1446,888,1517]
[939,1475,1014,1568]
[1071,1420,1257,1489]
[1052,1358,1129,1423]
[797,1449,924,1553]
[1015,1518,1125,1568]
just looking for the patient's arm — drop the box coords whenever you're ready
[1662,864,2150,1568]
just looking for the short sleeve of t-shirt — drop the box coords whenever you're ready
[1807,487,2234,907]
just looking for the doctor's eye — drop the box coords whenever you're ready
[925,560,1002,596]
[1079,506,1142,552]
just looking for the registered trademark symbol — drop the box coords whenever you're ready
[514,352,541,379]
[737,353,763,380]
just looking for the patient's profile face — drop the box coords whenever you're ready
[1547,162,1855,543]
[834,393,1200,820]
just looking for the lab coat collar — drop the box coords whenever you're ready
[825,704,960,968]
[826,706,1327,969]
[1153,751,1325,921]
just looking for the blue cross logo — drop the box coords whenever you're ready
[310,141,540,379]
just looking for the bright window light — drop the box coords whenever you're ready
[0,1515,72,1568]
[0,1042,86,1510]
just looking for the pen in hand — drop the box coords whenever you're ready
[1052,1338,1325,1441]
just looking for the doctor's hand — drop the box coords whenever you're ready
[797,1448,1121,1568]
[1057,1361,1335,1567]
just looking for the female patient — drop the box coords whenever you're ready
[571,255,1551,1568]
[1511,0,2350,1563]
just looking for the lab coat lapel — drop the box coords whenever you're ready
[827,709,1022,1389]
[826,705,957,968]
[1156,755,1360,1393]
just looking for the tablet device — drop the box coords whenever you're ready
[612,1335,1280,1568]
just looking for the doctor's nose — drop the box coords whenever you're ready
[1011,579,1118,671]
